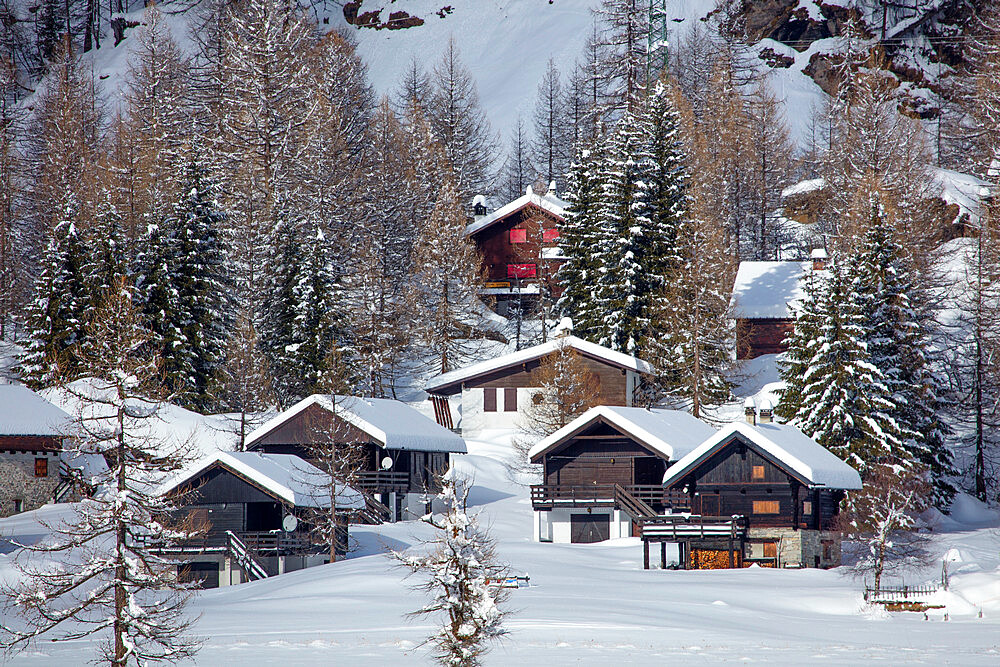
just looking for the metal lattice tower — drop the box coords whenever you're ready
[647,0,670,84]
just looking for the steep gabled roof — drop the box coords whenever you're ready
[0,384,72,437]
[160,451,364,509]
[464,189,567,237]
[246,395,467,453]
[425,336,655,395]
[661,421,863,490]
[529,406,715,462]
[730,261,812,319]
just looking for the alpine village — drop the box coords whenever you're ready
[0,1,998,665]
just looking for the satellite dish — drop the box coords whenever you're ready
[381,456,394,471]
[281,514,298,532]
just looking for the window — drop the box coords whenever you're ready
[802,501,813,515]
[504,388,517,412]
[509,228,527,243]
[34,458,47,478]
[822,539,834,560]
[751,465,765,480]
[543,228,560,242]
[13,499,23,513]
[483,387,497,412]
[752,500,780,514]
[507,263,537,278]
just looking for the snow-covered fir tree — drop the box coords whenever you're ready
[158,160,229,411]
[849,202,955,506]
[2,279,202,665]
[779,255,908,476]
[20,209,90,387]
[261,207,305,407]
[393,474,510,667]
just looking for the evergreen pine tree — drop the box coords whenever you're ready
[21,208,90,387]
[160,160,229,410]
[261,207,304,408]
[850,206,956,506]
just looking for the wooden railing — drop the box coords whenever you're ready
[530,484,691,512]
[226,531,269,581]
[237,531,325,555]
[353,493,392,524]
[638,514,748,541]
[863,583,939,603]
[355,471,410,492]
[613,484,657,520]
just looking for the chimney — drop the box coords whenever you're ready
[547,180,557,197]
[525,184,534,197]
[811,248,828,271]
[744,397,756,425]
[472,194,487,220]
[759,399,773,424]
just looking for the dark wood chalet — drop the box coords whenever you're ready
[466,185,566,317]
[731,252,825,360]
[246,395,466,522]
[0,385,72,516]
[425,336,656,437]
[159,451,362,587]
[656,416,862,570]
[528,406,715,544]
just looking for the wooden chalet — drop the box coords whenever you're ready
[0,385,72,516]
[425,336,657,437]
[159,451,363,587]
[654,414,862,570]
[466,185,566,316]
[528,406,715,544]
[528,404,862,571]
[730,250,825,360]
[245,395,467,522]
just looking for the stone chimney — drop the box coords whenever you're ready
[744,397,756,425]
[759,399,773,424]
[811,247,828,271]
[472,194,487,220]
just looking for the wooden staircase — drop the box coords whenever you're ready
[226,531,269,581]
[354,492,392,524]
[612,484,657,521]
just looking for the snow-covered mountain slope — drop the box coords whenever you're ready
[2,427,999,665]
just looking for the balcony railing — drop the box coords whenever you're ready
[355,470,410,492]
[530,484,691,512]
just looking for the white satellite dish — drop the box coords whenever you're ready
[281,514,298,532]
[381,456,394,470]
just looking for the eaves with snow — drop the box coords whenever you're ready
[464,186,568,237]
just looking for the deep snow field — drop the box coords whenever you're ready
[2,427,1000,666]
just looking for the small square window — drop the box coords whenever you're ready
[34,458,48,478]
[752,500,780,514]
[752,465,765,480]
[803,501,813,515]
[543,228,560,242]
[509,228,527,243]
[504,388,517,412]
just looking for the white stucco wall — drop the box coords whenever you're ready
[460,386,540,437]
[534,509,633,543]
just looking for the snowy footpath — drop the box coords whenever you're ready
[2,430,999,665]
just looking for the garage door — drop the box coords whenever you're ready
[570,513,610,543]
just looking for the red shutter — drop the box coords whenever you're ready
[507,263,537,278]
[543,228,560,242]
[484,387,497,412]
[509,228,527,243]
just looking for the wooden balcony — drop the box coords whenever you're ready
[530,484,691,513]
[355,470,410,493]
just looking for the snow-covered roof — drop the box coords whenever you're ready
[160,451,364,510]
[731,261,812,319]
[529,406,716,461]
[781,177,825,199]
[247,395,467,453]
[465,189,567,237]
[0,384,72,437]
[933,167,989,224]
[661,421,863,490]
[425,336,655,395]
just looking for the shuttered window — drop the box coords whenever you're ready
[504,388,517,412]
[543,228,560,241]
[752,500,780,514]
[752,465,765,480]
[483,387,497,412]
[34,458,47,478]
[509,228,527,243]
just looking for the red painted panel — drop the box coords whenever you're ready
[507,263,537,278]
